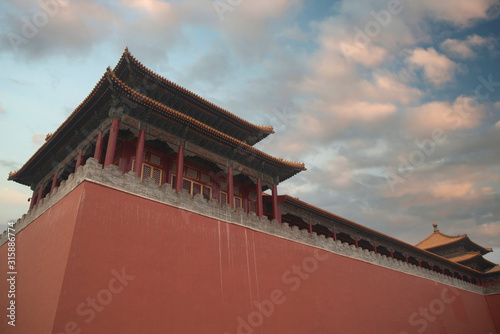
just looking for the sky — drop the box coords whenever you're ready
[0,0,499,263]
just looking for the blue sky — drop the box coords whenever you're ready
[1,0,499,263]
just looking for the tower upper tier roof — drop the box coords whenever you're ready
[113,48,274,145]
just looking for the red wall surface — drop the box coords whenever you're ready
[486,294,500,332]
[1,181,498,334]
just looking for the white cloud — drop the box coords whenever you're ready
[441,34,494,58]
[406,96,485,137]
[0,106,4,114]
[419,0,498,27]
[407,47,458,86]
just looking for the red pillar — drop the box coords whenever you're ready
[94,131,104,163]
[272,184,281,223]
[175,145,184,191]
[354,236,358,248]
[373,243,377,254]
[134,130,146,178]
[29,190,37,210]
[332,228,337,241]
[441,268,445,275]
[74,149,83,173]
[50,173,59,193]
[36,184,45,205]
[405,255,408,264]
[418,260,422,267]
[390,249,394,259]
[308,220,312,233]
[256,178,263,217]
[104,118,120,167]
[228,167,234,209]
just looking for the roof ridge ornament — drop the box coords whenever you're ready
[433,222,439,233]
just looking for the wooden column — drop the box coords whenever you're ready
[256,178,263,217]
[94,131,104,163]
[36,184,45,205]
[390,249,394,259]
[272,184,281,223]
[134,130,146,178]
[354,236,358,248]
[228,167,234,209]
[373,243,377,254]
[418,260,422,267]
[405,255,408,264]
[175,145,184,191]
[29,190,37,210]
[104,118,120,167]
[50,173,59,193]
[308,220,312,233]
[332,228,337,241]
[74,149,83,173]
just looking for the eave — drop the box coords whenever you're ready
[106,69,305,178]
[278,195,482,276]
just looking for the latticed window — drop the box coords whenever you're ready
[172,174,212,200]
[249,201,256,212]
[132,159,162,185]
[234,196,242,208]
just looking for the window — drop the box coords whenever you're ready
[234,196,243,208]
[172,174,212,200]
[132,159,162,185]
[220,191,228,204]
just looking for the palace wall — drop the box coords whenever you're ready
[1,177,498,334]
[0,181,496,334]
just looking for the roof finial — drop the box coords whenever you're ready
[433,222,439,232]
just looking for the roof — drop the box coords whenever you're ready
[415,223,492,255]
[9,63,305,185]
[485,265,500,274]
[106,69,306,173]
[114,48,274,144]
[276,195,483,275]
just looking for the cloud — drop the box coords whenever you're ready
[32,133,45,146]
[431,181,474,199]
[478,222,500,237]
[407,47,458,86]
[0,159,19,170]
[0,187,29,205]
[0,0,120,58]
[495,120,500,128]
[0,105,4,114]
[405,96,485,137]
[441,34,494,58]
[419,0,499,27]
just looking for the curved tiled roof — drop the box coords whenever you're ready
[116,48,274,135]
[449,251,497,266]
[416,228,492,255]
[106,69,305,171]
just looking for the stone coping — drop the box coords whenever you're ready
[1,158,496,295]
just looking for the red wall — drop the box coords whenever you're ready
[1,181,498,334]
[0,185,83,334]
[486,294,500,332]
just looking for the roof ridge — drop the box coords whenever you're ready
[119,48,274,134]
